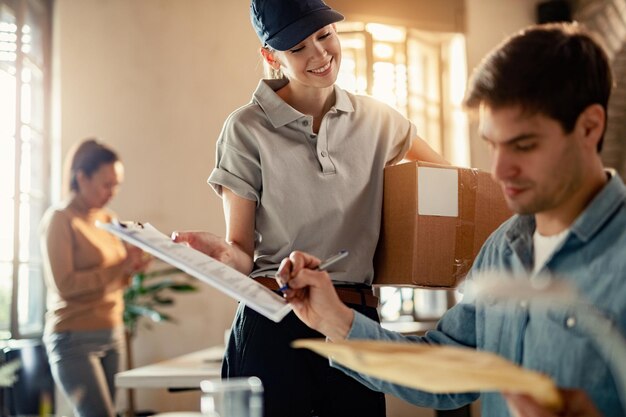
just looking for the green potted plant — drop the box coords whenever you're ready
[0,359,21,388]
[123,266,198,416]
[124,267,198,339]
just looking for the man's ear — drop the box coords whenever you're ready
[260,47,280,69]
[576,103,605,150]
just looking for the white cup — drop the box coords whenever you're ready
[200,377,263,417]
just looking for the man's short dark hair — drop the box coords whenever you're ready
[464,22,613,151]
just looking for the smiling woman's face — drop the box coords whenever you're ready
[273,24,342,91]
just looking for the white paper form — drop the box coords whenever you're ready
[98,222,292,323]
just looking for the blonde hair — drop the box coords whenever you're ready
[262,46,284,79]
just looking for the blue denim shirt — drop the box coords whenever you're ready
[342,172,626,417]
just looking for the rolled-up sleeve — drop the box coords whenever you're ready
[208,112,262,205]
[387,117,416,166]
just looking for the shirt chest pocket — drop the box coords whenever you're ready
[536,308,617,388]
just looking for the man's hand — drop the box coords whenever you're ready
[277,251,354,341]
[504,389,602,417]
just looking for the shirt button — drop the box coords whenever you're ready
[321,151,328,157]
[302,120,309,126]
[566,317,576,328]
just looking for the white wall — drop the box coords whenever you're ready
[52,0,259,412]
[51,0,541,414]
[465,0,543,170]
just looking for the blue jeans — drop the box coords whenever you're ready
[223,302,386,417]
[44,326,125,417]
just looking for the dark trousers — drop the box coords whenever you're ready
[222,302,386,417]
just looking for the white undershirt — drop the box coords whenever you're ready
[533,228,570,275]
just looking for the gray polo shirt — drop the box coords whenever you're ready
[208,78,414,285]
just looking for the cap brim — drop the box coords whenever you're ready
[266,9,344,51]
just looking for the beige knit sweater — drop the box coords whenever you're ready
[40,197,131,334]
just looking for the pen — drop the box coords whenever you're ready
[279,250,349,292]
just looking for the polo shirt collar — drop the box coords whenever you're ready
[333,84,354,113]
[252,79,354,128]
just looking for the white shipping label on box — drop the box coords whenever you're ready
[417,167,459,217]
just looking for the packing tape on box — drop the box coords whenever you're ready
[453,168,478,280]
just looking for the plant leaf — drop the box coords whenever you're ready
[0,360,21,387]
[152,296,174,305]
[142,268,182,280]
[124,269,198,335]
[144,279,176,293]
[168,284,198,292]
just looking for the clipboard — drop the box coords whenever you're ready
[97,220,292,323]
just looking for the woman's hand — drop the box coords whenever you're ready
[122,244,151,276]
[171,230,253,274]
[277,251,354,341]
[171,230,231,261]
[504,389,602,417]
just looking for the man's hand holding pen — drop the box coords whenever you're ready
[276,251,355,341]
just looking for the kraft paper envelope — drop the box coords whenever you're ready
[292,339,562,411]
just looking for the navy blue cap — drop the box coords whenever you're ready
[251,0,344,51]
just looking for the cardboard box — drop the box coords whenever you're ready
[374,162,512,288]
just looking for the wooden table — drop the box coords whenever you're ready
[115,345,224,389]
[116,341,471,417]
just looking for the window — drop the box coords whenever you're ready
[336,22,469,165]
[0,0,51,340]
[336,22,469,325]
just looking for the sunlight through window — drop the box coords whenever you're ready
[0,0,50,339]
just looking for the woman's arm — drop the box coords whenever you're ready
[222,187,256,274]
[172,188,256,275]
[41,211,136,299]
[404,136,450,165]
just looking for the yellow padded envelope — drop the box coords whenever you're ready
[292,339,562,411]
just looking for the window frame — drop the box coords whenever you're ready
[1,0,53,340]
[337,23,468,164]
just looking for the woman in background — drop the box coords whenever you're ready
[40,139,149,417]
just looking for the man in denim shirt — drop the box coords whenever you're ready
[276,23,626,417]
